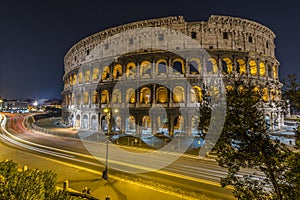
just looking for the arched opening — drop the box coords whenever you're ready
[70,114,74,127]
[101,90,109,104]
[91,115,97,130]
[101,116,108,132]
[276,90,281,101]
[206,59,213,73]
[125,116,136,134]
[126,62,136,77]
[83,91,89,105]
[252,86,260,101]
[126,88,136,104]
[270,88,275,101]
[102,66,110,81]
[189,58,201,74]
[191,115,201,135]
[140,61,151,76]
[76,92,81,105]
[263,88,269,102]
[207,58,218,73]
[259,62,266,77]
[173,86,185,103]
[69,76,73,86]
[113,64,122,79]
[157,116,169,134]
[273,66,278,78]
[73,74,77,85]
[236,59,246,74]
[268,65,272,78]
[78,72,83,84]
[156,87,168,103]
[156,59,167,75]
[249,60,257,76]
[142,116,151,134]
[92,91,98,104]
[226,85,234,93]
[112,89,122,104]
[84,70,90,83]
[82,115,89,129]
[140,87,151,104]
[222,58,233,74]
[75,115,80,128]
[174,116,184,135]
[190,86,202,103]
[113,115,121,132]
[92,68,99,82]
[71,93,75,105]
[172,59,184,74]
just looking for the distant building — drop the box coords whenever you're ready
[62,15,284,133]
[2,99,28,113]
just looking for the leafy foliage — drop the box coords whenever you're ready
[0,160,72,200]
[215,78,300,199]
[283,74,300,113]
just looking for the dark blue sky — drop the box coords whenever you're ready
[1,0,299,99]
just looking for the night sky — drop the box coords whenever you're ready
[1,0,300,100]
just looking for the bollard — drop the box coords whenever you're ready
[63,180,69,191]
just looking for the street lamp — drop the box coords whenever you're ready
[102,106,119,181]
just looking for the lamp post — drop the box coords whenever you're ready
[102,106,119,181]
[102,107,110,180]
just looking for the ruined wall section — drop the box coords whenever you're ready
[186,15,275,57]
[64,15,277,75]
[64,16,187,74]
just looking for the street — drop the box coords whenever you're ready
[0,113,235,199]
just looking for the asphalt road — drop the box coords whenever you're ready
[0,113,236,200]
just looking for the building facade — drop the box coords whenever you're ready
[62,15,283,135]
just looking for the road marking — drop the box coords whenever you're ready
[1,115,234,191]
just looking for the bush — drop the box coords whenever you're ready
[0,160,72,200]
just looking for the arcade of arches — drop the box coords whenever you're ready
[63,55,283,135]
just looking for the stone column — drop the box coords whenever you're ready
[169,114,174,136]
[136,114,141,135]
[152,84,156,105]
[121,113,126,134]
[186,111,192,136]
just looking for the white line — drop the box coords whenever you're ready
[1,115,233,189]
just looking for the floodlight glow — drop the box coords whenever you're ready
[33,101,38,106]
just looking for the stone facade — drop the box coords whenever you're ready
[62,15,283,134]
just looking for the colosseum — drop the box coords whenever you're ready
[62,15,284,136]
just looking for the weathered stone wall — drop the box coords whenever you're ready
[64,15,276,74]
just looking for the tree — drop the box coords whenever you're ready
[215,78,300,199]
[0,160,71,200]
[283,74,300,114]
